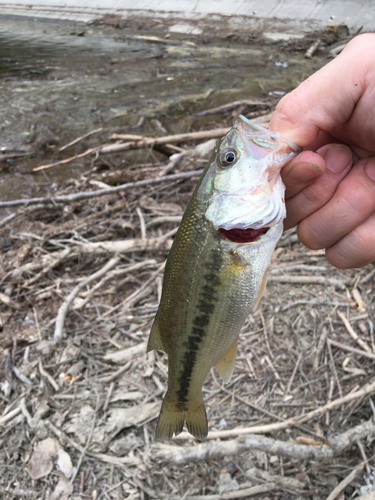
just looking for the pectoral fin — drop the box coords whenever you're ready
[147,319,166,353]
[253,271,268,311]
[214,336,238,384]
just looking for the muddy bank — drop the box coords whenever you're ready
[0,16,352,205]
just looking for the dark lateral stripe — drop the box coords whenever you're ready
[176,248,223,408]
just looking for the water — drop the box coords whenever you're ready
[0,16,327,204]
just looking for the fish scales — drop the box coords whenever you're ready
[147,115,300,441]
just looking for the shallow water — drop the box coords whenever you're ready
[0,16,327,204]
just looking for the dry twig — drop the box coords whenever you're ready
[183,483,278,499]
[337,311,371,353]
[325,461,365,500]
[0,169,203,208]
[268,275,349,288]
[34,129,226,172]
[195,99,270,117]
[155,420,375,464]
[176,379,375,440]
[59,127,103,152]
[328,338,375,361]
[109,128,229,145]
[0,292,23,311]
[54,256,121,341]
[11,238,172,280]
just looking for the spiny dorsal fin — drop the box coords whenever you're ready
[214,336,238,384]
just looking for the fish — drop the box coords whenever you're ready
[147,115,300,441]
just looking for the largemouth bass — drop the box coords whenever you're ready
[147,115,300,441]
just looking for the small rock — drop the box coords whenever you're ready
[169,23,202,35]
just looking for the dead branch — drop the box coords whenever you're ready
[337,310,371,353]
[10,238,172,280]
[154,420,375,464]
[39,360,59,391]
[101,342,147,365]
[245,467,306,491]
[268,275,350,288]
[281,300,351,312]
[313,326,329,371]
[103,261,165,317]
[99,361,132,384]
[72,236,171,256]
[108,128,229,146]
[328,338,375,361]
[352,287,366,311]
[75,259,157,310]
[33,144,107,171]
[13,367,32,386]
[54,256,121,341]
[86,451,141,467]
[58,127,103,152]
[176,379,375,440]
[1,169,203,207]
[0,407,22,427]
[360,268,375,284]
[327,339,343,398]
[0,291,23,310]
[122,33,196,46]
[24,248,72,287]
[195,99,271,117]
[305,39,321,58]
[0,485,37,498]
[183,483,278,500]
[34,129,225,172]
[325,461,365,500]
[285,352,302,394]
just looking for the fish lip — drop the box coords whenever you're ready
[218,226,270,244]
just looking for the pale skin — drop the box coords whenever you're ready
[268,33,375,269]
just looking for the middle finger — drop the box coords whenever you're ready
[298,157,375,249]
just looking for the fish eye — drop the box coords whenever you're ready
[219,147,237,167]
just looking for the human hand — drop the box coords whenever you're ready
[268,33,375,269]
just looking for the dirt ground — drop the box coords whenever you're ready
[1,22,375,500]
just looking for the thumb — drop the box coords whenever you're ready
[268,33,375,147]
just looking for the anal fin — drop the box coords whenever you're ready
[147,318,166,353]
[214,336,238,384]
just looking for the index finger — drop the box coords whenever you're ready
[268,33,375,146]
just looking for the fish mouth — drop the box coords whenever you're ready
[219,226,269,243]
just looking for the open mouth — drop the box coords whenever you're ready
[219,227,269,244]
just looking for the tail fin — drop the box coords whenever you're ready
[155,392,208,441]
[185,394,208,441]
[155,393,185,440]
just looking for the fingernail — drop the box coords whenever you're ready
[365,158,375,181]
[321,144,352,173]
[287,163,322,183]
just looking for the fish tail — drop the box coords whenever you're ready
[155,392,185,440]
[185,393,208,442]
[155,392,208,441]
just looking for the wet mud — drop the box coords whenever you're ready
[0,16,329,204]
